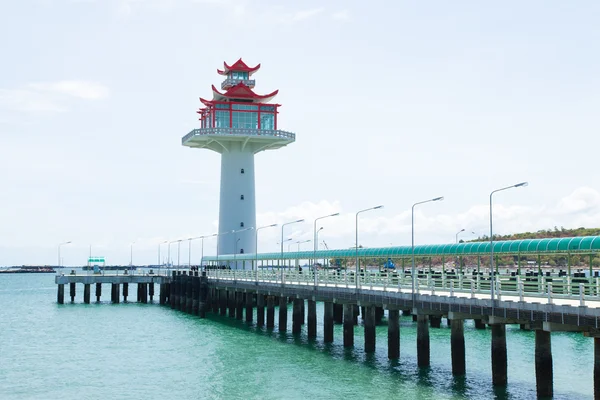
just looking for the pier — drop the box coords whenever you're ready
[55,235,600,399]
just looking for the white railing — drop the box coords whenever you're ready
[221,78,255,89]
[203,269,600,306]
[182,128,296,144]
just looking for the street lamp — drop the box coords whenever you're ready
[490,182,528,304]
[412,197,443,300]
[57,241,72,268]
[168,240,179,269]
[232,226,254,269]
[158,240,167,266]
[296,239,311,251]
[255,224,277,279]
[315,227,323,272]
[130,241,135,267]
[455,228,465,243]
[176,239,183,268]
[313,212,339,284]
[281,219,304,279]
[355,205,383,289]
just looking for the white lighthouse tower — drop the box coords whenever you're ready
[182,59,295,267]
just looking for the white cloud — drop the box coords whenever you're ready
[28,80,110,100]
[332,9,350,21]
[255,187,600,250]
[0,80,109,115]
[291,8,324,21]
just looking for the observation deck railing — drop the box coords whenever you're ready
[182,128,296,144]
[221,78,255,89]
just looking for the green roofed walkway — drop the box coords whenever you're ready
[204,235,600,262]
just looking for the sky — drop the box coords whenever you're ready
[1,0,600,267]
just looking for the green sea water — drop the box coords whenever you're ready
[0,273,595,399]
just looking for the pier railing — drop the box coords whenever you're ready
[205,269,600,307]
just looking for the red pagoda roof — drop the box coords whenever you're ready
[208,83,278,103]
[217,58,261,76]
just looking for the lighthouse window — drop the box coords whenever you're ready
[240,195,244,200]
[240,222,244,227]
[232,111,258,129]
[240,249,244,254]
[240,168,244,174]
[260,113,274,130]
[215,111,229,128]
[230,71,249,80]
[233,104,258,111]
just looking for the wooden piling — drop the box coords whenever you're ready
[219,289,227,316]
[451,319,466,376]
[324,301,334,343]
[474,319,486,329]
[491,324,508,386]
[417,314,430,367]
[192,277,199,315]
[228,291,236,318]
[535,330,553,398]
[122,283,128,302]
[375,306,384,324]
[112,283,120,304]
[388,309,400,359]
[364,305,376,353]
[343,303,354,347]
[199,275,208,318]
[149,282,154,302]
[594,337,600,400]
[430,315,442,328]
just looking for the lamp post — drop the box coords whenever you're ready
[490,182,528,304]
[255,224,277,279]
[198,234,217,269]
[313,212,339,284]
[412,197,443,300]
[315,227,323,272]
[232,226,254,269]
[168,240,179,269]
[130,241,135,267]
[355,206,383,289]
[177,239,182,269]
[158,240,167,275]
[455,228,465,243]
[281,219,304,279]
[57,241,71,268]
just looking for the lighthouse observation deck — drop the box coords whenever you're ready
[182,127,295,154]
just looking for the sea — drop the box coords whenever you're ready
[0,272,595,399]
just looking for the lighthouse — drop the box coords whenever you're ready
[182,59,295,268]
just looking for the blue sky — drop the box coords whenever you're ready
[1,0,599,266]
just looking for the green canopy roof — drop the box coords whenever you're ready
[204,235,600,262]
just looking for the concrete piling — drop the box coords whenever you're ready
[199,275,208,318]
[364,306,376,353]
[353,305,359,325]
[236,292,244,320]
[245,293,253,323]
[69,282,76,303]
[112,283,120,304]
[83,284,90,304]
[122,283,128,302]
[594,338,600,400]
[535,330,553,398]
[334,303,343,324]
[266,296,275,328]
[324,301,334,343]
[186,277,193,313]
[219,289,227,316]
[430,315,442,328]
[417,314,430,367]
[228,291,236,318]
[375,306,384,324]
[388,309,400,359]
[57,284,64,304]
[301,300,305,325]
[95,283,101,302]
[293,298,303,334]
[307,300,317,339]
[257,294,265,327]
[279,296,287,332]
[192,277,199,315]
[451,319,466,376]
[149,283,154,302]
[491,324,508,386]
[474,319,486,329]
[343,303,354,347]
